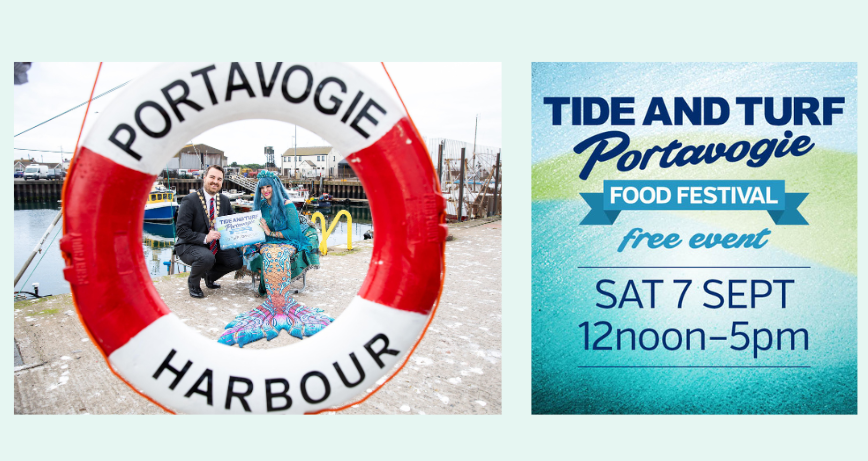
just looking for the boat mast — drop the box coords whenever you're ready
[472,114,478,193]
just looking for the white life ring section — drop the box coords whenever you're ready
[59,62,447,414]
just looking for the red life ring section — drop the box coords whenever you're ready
[59,63,447,414]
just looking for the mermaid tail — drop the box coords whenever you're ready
[217,298,334,347]
[218,244,333,348]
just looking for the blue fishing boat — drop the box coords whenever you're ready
[305,193,333,209]
[144,182,179,222]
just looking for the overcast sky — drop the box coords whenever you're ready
[13,62,501,165]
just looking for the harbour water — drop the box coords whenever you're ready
[14,201,373,298]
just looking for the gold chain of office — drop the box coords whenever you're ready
[196,190,220,229]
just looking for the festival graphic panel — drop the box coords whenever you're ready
[531,63,856,414]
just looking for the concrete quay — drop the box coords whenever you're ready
[13,217,502,415]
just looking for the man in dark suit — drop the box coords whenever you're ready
[175,165,243,298]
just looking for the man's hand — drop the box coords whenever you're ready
[206,230,222,243]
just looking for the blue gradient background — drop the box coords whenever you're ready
[531,63,857,414]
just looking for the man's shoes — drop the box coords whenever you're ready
[189,281,205,298]
[204,273,221,289]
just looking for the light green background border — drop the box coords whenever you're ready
[4,1,866,459]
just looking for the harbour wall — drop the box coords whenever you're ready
[13,179,65,202]
[13,178,370,203]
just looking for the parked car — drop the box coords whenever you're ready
[14,171,24,178]
[23,165,49,180]
[47,168,66,180]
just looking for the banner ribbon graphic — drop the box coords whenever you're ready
[580,180,808,226]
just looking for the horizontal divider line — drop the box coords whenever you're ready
[576,365,810,369]
[576,266,811,269]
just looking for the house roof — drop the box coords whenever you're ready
[174,143,224,158]
[302,160,317,167]
[281,146,332,157]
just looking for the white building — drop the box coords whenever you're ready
[280,146,342,178]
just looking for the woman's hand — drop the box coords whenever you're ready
[260,218,270,235]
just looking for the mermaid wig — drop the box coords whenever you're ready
[253,170,310,251]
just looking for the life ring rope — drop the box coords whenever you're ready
[63,62,180,415]
[309,65,446,413]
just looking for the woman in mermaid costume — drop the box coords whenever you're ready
[218,171,333,347]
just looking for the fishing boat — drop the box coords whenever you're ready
[144,182,179,222]
[305,193,333,209]
[232,198,255,212]
[287,187,310,209]
[222,189,244,200]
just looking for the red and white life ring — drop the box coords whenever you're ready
[59,62,447,414]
